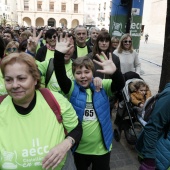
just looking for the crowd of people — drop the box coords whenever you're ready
[0,24,169,170]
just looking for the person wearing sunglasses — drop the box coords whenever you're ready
[36,29,57,62]
[4,41,19,57]
[113,33,141,75]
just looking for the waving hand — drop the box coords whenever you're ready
[93,52,117,75]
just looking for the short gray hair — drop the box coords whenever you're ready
[89,27,100,35]
[74,25,87,34]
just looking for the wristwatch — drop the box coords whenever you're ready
[66,136,75,146]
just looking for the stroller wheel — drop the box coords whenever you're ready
[114,128,121,142]
[124,122,137,145]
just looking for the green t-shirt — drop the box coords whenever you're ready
[67,80,113,155]
[0,70,7,95]
[37,60,74,94]
[0,90,78,170]
[77,46,88,58]
[45,50,54,61]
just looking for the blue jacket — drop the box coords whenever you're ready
[70,81,113,151]
[136,83,170,170]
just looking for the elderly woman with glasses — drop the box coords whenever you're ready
[36,29,57,62]
[113,33,141,75]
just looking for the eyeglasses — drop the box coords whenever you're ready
[7,48,18,53]
[123,40,132,44]
[48,35,57,39]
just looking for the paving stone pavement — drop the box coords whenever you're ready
[110,108,140,170]
[110,139,139,170]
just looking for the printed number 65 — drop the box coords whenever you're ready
[85,110,94,117]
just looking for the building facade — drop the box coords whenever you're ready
[0,0,18,26]
[142,0,166,43]
[0,0,112,30]
[16,0,85,28]
[0,0,167,42]
[96,0,112,30]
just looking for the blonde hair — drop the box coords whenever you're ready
[117,34,133,53]
[4,41,19,54]
[1,52,41,89]
[111,36,119,43]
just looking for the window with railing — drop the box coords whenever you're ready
[37,1,42,11]
[104,2,106,10]
[110,1,112,9]
[74,4,78,13]
[49,2,54,12]
[61,3,66,12]
[98,13,100,20]
[24,0,29,10]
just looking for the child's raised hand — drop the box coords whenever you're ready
[55,33,74,54]
[93,52,117,75]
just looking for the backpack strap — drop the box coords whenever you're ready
[40,39,45,48]
[45,58,54,87]
[0,95,8,104]
[39,88,62,123]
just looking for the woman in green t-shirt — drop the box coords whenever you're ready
[0,52,82,170]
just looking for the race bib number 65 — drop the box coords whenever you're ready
[83,109,96,121]
[83,103,97,121]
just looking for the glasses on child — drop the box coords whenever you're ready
[7,48,18,53]
[123,40,132,44]
[48,35,57,39]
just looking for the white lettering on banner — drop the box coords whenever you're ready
[83,102,97,121]
[131,33,142,37]
[131,23,142,30]
[134,49,139,53]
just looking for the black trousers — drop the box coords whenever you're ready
[74,152,111,170]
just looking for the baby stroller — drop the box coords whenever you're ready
[114,72,144,145]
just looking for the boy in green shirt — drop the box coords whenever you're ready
[54,35,125,170]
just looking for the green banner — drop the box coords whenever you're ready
[130,15,142,52]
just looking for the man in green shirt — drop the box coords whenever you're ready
[72,25,92,59]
